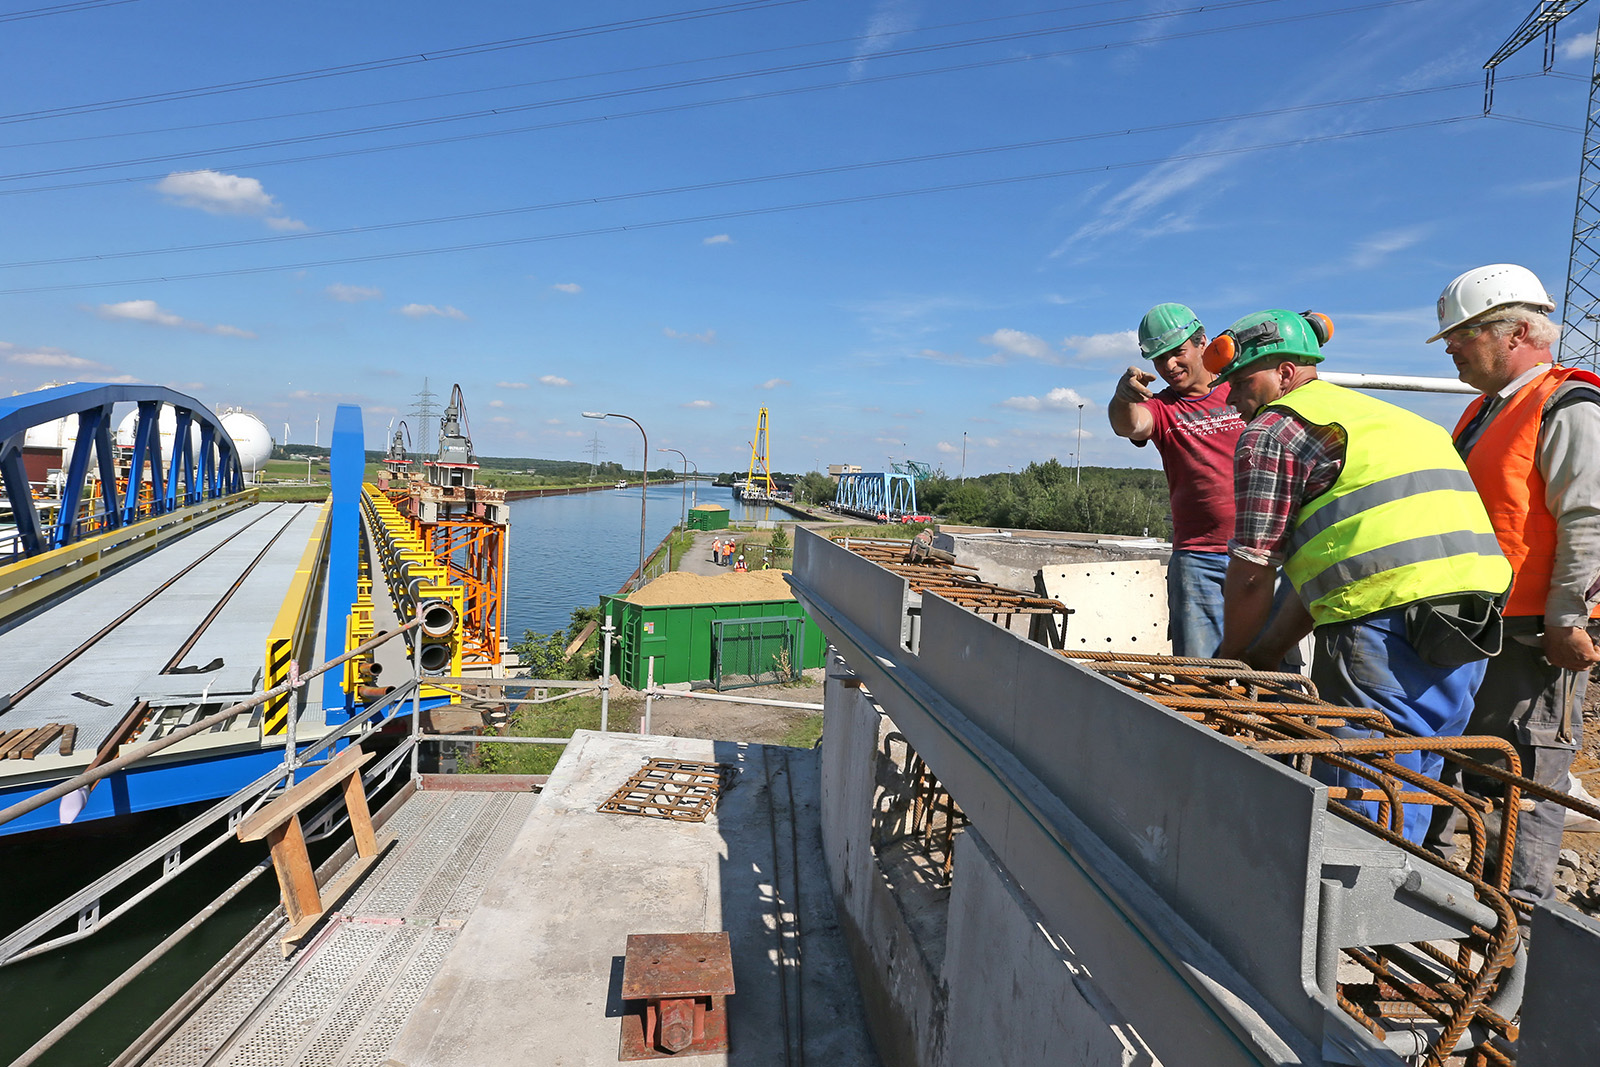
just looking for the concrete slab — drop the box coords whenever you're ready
[389,730,879,1067]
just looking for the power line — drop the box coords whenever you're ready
[0,0,1149,151]
[0,0,1435,194]
[0,113,1477,296]
[0,1,808,126]
[0,79,1503,272]
[0,0,1288,180]
[0,0,137,23]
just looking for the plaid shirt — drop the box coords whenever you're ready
[1228,408,1346,566]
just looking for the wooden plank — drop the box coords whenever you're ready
[235,745,374,842]
[16,723,63,759]
[0,729,38,759]
[342,770,377,859]
[59,723,76,756]
[277,834,395,956]
[266,814,322,927]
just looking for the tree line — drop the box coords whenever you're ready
[796,461,1174,539]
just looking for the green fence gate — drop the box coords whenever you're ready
[711,615,804,691]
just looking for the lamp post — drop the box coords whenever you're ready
[960,431,968,484]
[584,411,648,582]
[1076,403,1084,485]
[658,447,688,529]
[687,459,699,508]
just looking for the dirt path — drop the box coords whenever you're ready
[605,673,825,746]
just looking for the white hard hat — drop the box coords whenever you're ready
[1428,263,1556,343]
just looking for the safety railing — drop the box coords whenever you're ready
[0,492,258,623]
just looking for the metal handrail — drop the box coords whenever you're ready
[0,681,417,968]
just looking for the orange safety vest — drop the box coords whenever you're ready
[1454,364,1600,618]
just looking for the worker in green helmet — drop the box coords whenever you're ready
[1109,303,1245,656]
[1207,309,1511,842]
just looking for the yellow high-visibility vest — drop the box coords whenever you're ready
[1264,379,1510,626]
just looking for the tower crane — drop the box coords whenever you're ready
[1487,2,1599,367]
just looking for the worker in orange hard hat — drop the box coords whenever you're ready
[1422,264,1600,907]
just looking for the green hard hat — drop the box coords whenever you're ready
[1137,303,1203,359]
[1202,309,1332,380]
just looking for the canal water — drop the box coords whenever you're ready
[503,482,786,638]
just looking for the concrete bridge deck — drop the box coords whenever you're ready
[124,732,877,1067]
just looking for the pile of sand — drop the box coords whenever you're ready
[627,569,795,606]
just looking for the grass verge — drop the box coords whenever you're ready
[469,691,637,776]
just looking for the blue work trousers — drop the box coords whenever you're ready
[1311,609,1486,843]
[1167,549,1228,658]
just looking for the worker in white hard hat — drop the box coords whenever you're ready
[1423,263,1600,908]
[1109,303,1246,656]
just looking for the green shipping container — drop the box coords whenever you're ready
[600,593,826,688]
[686,504,730,530]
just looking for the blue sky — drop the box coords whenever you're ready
[0,0,1590,475]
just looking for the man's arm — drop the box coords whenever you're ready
[1538,387,1600,670]
[1215,557,1276,661]
[1108,366,1157,442]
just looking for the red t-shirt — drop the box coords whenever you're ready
[1139,382,1245,552]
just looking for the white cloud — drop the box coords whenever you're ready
[398,303,467,320]
[1346,226,1428,270]
[683,399,714,409]
[538,375,570,387]
[490,416,512,424]
[702,234,732,245]
[551,282,582,293]
[664,327,716,344]
[326,283,382,302]
[1560,30,1597,62]
[1061,330,1138,363]
[155,169,304,230]
[1,342,101,370]
[1001,387,1092,412]
[544,417,562,425]
[853,0,917,75]
[94,299,255,338]
[759,378,790,389]
[496,380,529,389]
[980,328,1056,363]
[936,440,958,454]
[487,399,505,408]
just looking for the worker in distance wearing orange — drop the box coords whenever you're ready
[1422,264,1600,908]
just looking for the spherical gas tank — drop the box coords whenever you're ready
[220,410,273,473]
[114,406,201,467]
[23,416,77,449]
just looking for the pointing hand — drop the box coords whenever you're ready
[1114,366,1157,404]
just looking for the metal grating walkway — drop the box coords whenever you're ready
[136,786,537,1067]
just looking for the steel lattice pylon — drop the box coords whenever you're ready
[1562,15,1600,370]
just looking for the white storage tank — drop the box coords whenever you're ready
[220,410,273,475]
[115,406,201,468]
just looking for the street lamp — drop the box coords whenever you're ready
[658,447,688,529]
[687,459,699,508]
[584,411,648,582]
[960,431,968,484]
[1076,403,1085,485]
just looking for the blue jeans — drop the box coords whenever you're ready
[1167,550,1228,658]
[1311,609,1486,843]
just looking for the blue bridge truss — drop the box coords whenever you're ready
[833,472,918,520]
[0,383,244,557]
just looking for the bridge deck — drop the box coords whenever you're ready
[0,502,321,766]
[128,733,878,1067]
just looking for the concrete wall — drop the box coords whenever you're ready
[932,527,1168,594]
[819,675,1160,1067]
